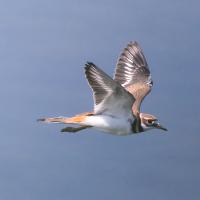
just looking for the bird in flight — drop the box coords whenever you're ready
[38,41,167,135]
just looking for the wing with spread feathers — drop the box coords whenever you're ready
[114,41,153,116]
[85,62,135,118]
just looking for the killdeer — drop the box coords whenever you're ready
[38,41,167,135]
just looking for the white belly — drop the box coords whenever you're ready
[82,115,133,136]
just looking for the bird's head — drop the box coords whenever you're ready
[139,113,167,132]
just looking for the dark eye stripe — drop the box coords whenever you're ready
[147,119,153,123]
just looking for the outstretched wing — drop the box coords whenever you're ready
[85,62,135,118]
[114,41,153,116]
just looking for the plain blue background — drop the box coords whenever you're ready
[0,0,200,199]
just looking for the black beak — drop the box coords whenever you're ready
[154,122,168,131]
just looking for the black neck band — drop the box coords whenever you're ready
[132,117,143,133]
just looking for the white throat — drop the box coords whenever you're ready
[141,122,154,132]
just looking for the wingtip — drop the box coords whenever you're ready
[85,61,96,68]
[129,40,137,44]
[128,40,140,47]
[84,62,98,74]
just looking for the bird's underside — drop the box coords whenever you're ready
[38,111,134,135]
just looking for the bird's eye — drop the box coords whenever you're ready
[147,120,153,124]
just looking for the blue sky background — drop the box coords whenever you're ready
[0,0,200,199]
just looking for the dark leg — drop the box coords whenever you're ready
[60,126,92,133]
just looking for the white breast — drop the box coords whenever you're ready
[82,115,133,136]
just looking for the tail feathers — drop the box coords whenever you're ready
[37,112,93,124]
[37,117,66,124]
[64,112,93,124]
